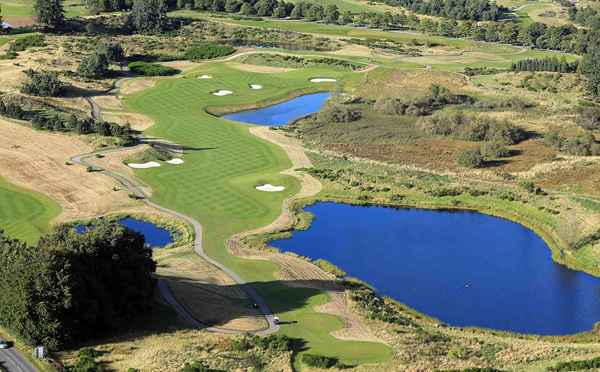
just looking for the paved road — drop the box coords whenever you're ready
[0,348,37,372]
[74,77,280,335]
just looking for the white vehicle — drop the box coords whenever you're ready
[273,316,280,325]
[0,339,9,349]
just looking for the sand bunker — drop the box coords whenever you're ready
[199,75,212,79]
[128,161,161,169]
[213,90,233,96]
[256,184,286,192]
[166,158,184,165]
[250,84,263,90]
[310,78,337,83]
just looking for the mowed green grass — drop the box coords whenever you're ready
[0,0,87,21]
[0,177,60,245]
[125,63,392,365]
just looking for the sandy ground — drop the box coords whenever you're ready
[159,60,201,72]
[226,62,295,74]
[120,78,156,96]
[0,118,146,223]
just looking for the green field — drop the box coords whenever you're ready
[0,177,60,245]
[125,64,392,366]
[0,0,87,21]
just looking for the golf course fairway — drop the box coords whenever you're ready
[125,63,392,365]
[0,177,61,245]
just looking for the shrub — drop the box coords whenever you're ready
[301,354,339,369]
[548,356,600,371]
[457,149,485,168]
[20,70,68,97]
[9,34,45,53]
[481,141,511,158]
[317,104,362,123]
[96,42,125,62]
[78,52,109,78]
[128,61,179,76]
[184,43,235,61]
[180,361,209,372]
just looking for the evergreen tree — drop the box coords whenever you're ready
[34,0,65,29]
[130,0,168,33]
[582,36,600,98]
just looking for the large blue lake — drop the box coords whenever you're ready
[271,202,600,335]
[223,92,331,126]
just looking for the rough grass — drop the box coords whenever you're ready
[0,176,61,244]
[125,63,392,365]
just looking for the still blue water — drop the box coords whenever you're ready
[271,202,600,335]
[75,218,173,248]
[223,92,331,126]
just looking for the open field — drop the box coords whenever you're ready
[0,176,59,244]
[0,0,87,25]
[0,118,146,230]
[125,63,393,366]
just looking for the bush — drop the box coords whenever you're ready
[317,104,362,123]
[96,42,125,63]
[128,61,179,76]
[301,354,339,369]
[20,70,68,97]
[184,43,235,61]
[481,141,511,158]
[78,52,109,78]
[577,107,600,130]
[457,149,485,168]
[549,356,600,371]
[180,361,209,372]
[9,34,45,53]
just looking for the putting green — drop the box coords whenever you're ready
[126,63,392,365]
[0,177,60,245]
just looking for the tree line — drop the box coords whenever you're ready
[0,221,156,350]
[0,99,135,145]
[369,0,506,21]
[511,57,579,73]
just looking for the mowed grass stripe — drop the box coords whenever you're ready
[0,177,61,244]
[126,63,392,364]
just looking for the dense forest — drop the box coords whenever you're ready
[511,57,580,73]
[0,222,156,350]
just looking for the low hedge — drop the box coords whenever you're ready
[128,61,180,76]
[184,43,235,61]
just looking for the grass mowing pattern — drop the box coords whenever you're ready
[126,63,392,365]
[0,177,60,244]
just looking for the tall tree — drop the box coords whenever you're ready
[34,0,65,29]
[130,0,168,33]
[582,38,600,98]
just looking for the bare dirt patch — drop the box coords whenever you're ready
[0,118,144,223]
[120,78,156,96]
[94,95,123,111]
[102,111,155,131]
[159,60,200,72]
[226,62,295,74]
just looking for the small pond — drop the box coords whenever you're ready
[271,202,600,335]
[75,218,173,248]
[223,92,331,127]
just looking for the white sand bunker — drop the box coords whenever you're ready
[256,184,286,192]
[250,84,263,90]
[166,158,184,165]
[310,78,337,83]
[213,90,233,96]
[199,75,212,79]
[128,161,161,169]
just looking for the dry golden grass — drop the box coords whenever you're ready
[358,69,469,99]
[155,246,268,331]
[0,118,143,223]
[226,61,295,73]
[120,79,157,96]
